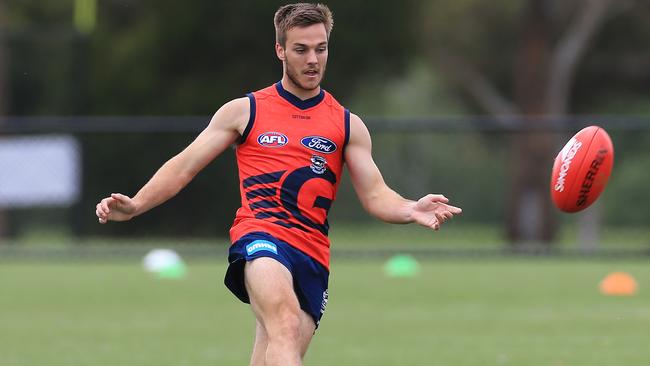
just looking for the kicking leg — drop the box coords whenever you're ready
[249,309,316,365]
[245,257,316,366]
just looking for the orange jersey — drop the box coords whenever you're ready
[229,82,350,270]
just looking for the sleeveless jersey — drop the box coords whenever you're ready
[229,82,350,270]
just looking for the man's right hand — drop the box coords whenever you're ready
[96,193,137,224]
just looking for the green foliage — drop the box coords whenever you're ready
[574,3,650,113]
[6,0,419,115]
[6,0,649,116]
[4,0,650,238]
[348,60,468,116]
[332,131,509,224]
[416,0,524,96]
[5,0,71,26]
[601,132,650,226]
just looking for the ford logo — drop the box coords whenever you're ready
[258,132,288,147]
[300,136,337,154]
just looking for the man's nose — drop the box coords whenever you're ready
[306,49,318,64]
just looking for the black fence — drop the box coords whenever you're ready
[1,115,649,259]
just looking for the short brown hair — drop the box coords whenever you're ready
[274,3,334,46]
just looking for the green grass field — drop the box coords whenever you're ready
[1,259,648,366]
[13,222,650,254]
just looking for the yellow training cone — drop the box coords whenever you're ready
[599,272,638,296]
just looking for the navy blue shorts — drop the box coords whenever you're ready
[224,232,329,327]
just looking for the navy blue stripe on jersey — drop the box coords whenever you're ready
[343,108,351,159]
[271,220,309,232]
[246,188,277,200]
[239,93,256,144]
[275,81,325,110]
[313,196,332,211]
[242,171,285,188]
[249,200,281,210]
[255,211,290,220]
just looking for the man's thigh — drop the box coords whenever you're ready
[224,232,329,328]
[244,258,316,339]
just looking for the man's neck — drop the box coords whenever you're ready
[280,77,320,100]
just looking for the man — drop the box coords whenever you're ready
[95,3,462,366]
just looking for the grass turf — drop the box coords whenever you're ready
[13,222,650,252]
[0,259,648,365]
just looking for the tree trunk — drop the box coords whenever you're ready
[421,0,614,248]
[506,0,612,247]
[506,0,558,247]
[0,0,9,238]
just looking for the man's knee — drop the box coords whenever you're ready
[267,306,302,342]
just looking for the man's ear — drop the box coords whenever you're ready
[275,42,286,61]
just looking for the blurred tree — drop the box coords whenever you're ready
[3,0,419,237]
[77,0,418,115]
[4,0,76,114]
[0,0,7,237]
[417,0,645,247]
[3,0,648,240]
[4,0,416,116]
[0,0,6,115]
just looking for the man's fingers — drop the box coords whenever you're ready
[445,204,462,215]
[435,204,462,217]
[427,194,448,203]
[111,193,130,204]
[97,202,108,216]
[96,202,108,224]
[96,202,110,219]
[100,197,114,213]
[97,197,117,222]
[96,193,132,225]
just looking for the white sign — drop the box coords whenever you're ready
[0,135,81,207]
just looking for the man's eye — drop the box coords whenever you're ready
[295,49,305,53]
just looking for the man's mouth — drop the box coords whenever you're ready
[305,70,319,76]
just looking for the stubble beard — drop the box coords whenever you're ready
[286,62,325,92]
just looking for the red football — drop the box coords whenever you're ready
[550,126,614,213]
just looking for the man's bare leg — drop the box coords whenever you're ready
[245,258,316,366]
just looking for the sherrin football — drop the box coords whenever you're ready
[550,126,614,213]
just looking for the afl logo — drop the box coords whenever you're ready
[258,132,288,147]
[300,136,337,154]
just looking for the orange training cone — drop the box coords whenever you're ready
[599,272,638,296]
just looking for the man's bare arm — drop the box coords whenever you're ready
[96,97,249,223]
[344,113,461,230]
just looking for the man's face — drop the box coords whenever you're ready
[276,23,329,92]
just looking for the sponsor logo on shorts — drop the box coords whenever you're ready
[246,240,278,255]
[301,136,337,154]
[258,132,288,148]
[320,289,329,314]
[317,289,329,327]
